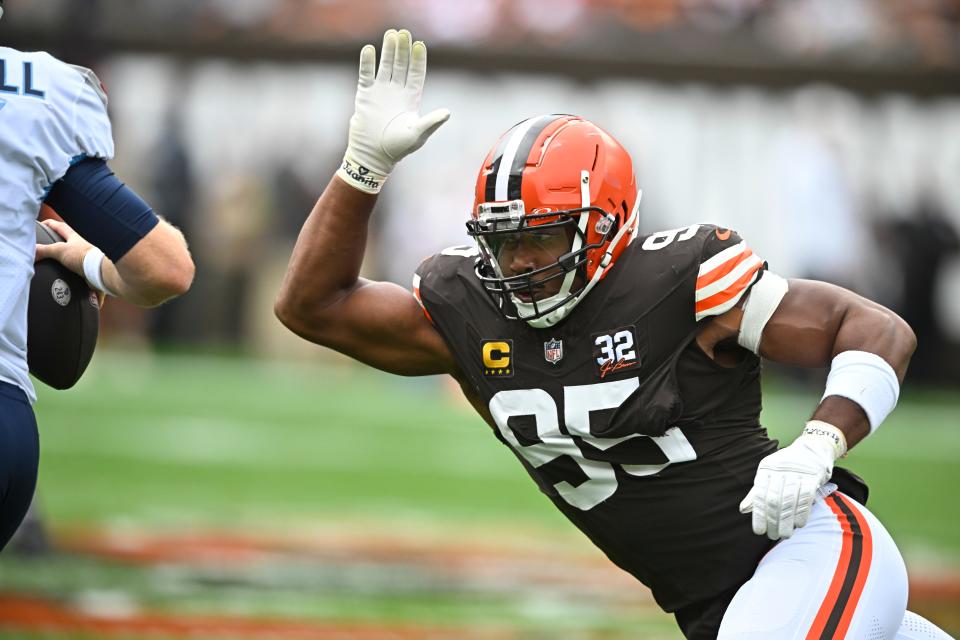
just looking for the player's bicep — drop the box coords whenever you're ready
[291,279,456,377]
[757,279,855,367]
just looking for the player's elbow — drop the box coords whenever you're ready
[135,253,195,307]
[888,309,917,363]
[164,253,195,298]
[274,290,337,344]
[859,305,917,379]
[274,291,308,336]
[274,293,296,330]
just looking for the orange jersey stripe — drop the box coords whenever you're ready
[696,248,754,290]
[694,261,762,314]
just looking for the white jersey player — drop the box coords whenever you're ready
[0,4,194,550]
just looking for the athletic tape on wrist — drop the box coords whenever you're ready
[822,350,900,433]
[737,272,788,353]
[337,155,387,194]
[803,420,847,459]
[82,247,117,297]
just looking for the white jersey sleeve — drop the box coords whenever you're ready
[69,65,113,160]
[42,57,115,184]
[63,63,114,165]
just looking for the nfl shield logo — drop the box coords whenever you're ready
[544,338,563,365]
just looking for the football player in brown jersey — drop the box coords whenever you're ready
[276,29,952,640]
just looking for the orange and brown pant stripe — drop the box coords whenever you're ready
[806,492,874,640]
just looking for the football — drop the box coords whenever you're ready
[28,221,100,389]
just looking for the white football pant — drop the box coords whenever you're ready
[718,489,954,639]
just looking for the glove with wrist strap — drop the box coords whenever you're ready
[739,420,847,540]
[337,29,450,194]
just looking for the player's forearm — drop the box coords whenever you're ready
[755,280,916,450]
[275,176,377,325]
[101,262,188,307]
[810,302,916,448]
[103,221,194,307]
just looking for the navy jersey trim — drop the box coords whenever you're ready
[44,157,160,262]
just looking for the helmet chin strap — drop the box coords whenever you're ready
[515,185,643,329]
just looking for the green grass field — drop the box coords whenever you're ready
[1,349,958,638]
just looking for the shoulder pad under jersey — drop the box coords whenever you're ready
[23,52,115,184]
[635,223,766,321]
[67,63,109,109]
[412,245,482,322]
[691,224,766,321]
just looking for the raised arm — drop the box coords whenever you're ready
[274,29,456,377]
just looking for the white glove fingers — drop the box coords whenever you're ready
[794,479,816,529]
[343,29,447,192]
[740,430,839,541]
[777,480,802,540]
[357,44,376,90]
[764,475,785,540]
[752,495,767,536]
[406,40,428,97]
[392,29,412,86]
[738,488,755,514]
[750,474,769,536]
[417,108,451,138]
[376,29,398,82]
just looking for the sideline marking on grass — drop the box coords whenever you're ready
[0,594,512,640]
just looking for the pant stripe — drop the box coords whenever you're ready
[805,493,874,639]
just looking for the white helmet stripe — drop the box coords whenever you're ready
[493,115,554,201]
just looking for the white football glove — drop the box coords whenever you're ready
[337,29,450,194]
[739,422,847,540]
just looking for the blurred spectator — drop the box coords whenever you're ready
[199,174,270,347]
[268,162,327,246]
[882,196,960,383]
[6,0,960,67]
[148,109,199,345]
[772,117,865,289]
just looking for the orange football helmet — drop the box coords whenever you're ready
[467,114,640,328]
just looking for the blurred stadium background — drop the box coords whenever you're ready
[1,0,959,638]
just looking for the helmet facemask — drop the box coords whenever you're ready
[468,200,616,326]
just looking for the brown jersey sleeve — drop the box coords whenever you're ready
[694,225,766,321]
